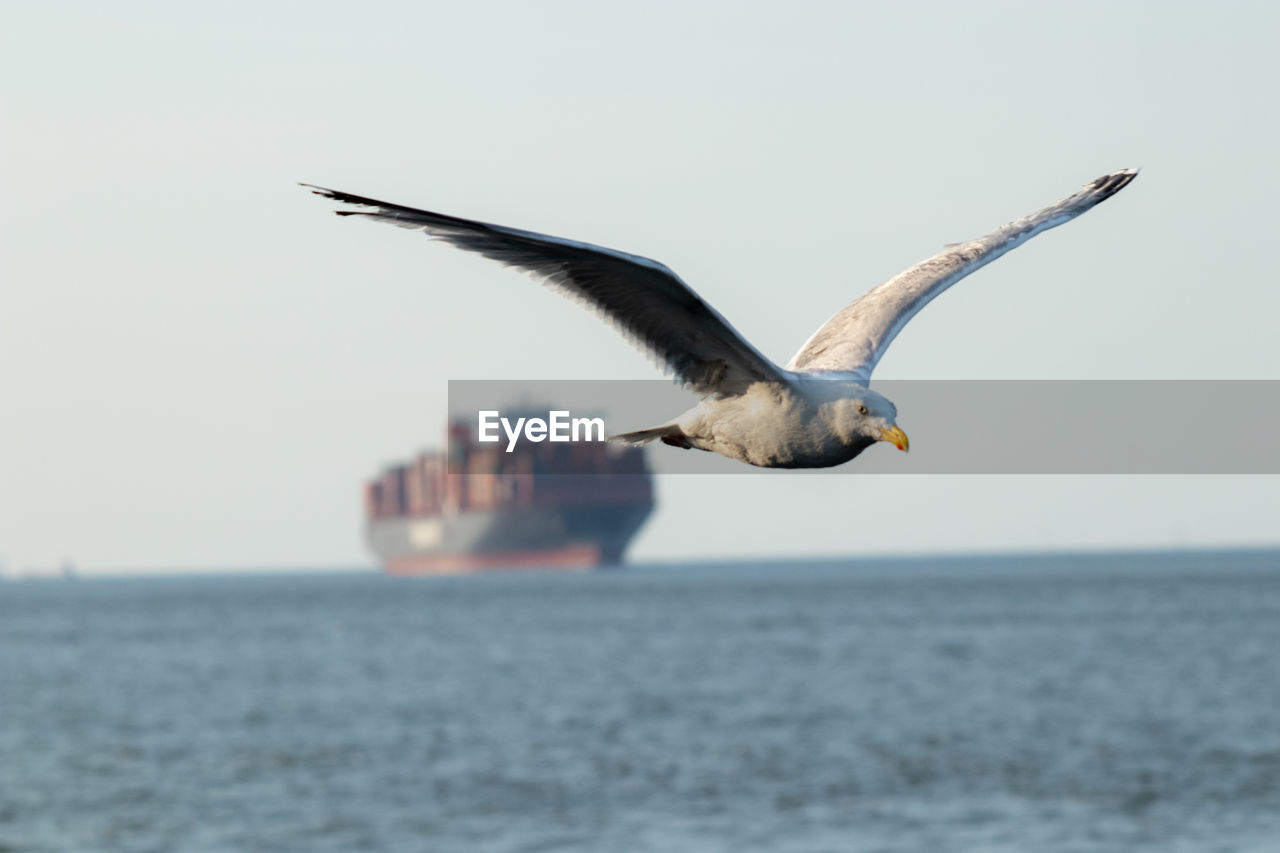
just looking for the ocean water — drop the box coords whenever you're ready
[2,551,1279,853]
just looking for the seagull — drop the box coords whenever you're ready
[305,169,1137,468]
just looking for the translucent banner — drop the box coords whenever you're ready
[445,380,1280,475]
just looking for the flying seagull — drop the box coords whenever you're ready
[304,169,1137,468]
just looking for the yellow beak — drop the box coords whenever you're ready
[879,424,910,452]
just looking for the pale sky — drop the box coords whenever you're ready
[3,1,1278,574]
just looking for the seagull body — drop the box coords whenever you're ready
[306,169,1137,468]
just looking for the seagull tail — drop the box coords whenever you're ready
[609,424,692,449]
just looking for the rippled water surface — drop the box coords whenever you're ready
[3,551,1280,852]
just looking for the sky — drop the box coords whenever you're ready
[2,1,1278,574]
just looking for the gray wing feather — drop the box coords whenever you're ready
[786,169,1138,381]
[304,185,788,394]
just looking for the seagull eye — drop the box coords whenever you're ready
[856,404,868,416]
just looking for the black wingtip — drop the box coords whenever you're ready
[299,182,337,198]
[1089,168,1140,200]
[300,183,364,216]
[299,184,416,215]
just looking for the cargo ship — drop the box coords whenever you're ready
[364,418,654,574]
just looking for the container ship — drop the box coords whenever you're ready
[364,419,654,574]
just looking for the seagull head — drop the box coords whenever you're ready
[827,387,909,453]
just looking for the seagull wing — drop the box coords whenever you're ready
[786,168,1139,381]
[305,185,789,394]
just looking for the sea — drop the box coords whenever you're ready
[2,550,1279,853]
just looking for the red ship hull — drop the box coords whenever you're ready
[383,544,605,575]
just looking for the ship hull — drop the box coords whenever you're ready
[367,501,653,575]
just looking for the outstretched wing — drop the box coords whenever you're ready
[305,185,789,394]
[786,169,1138,381]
